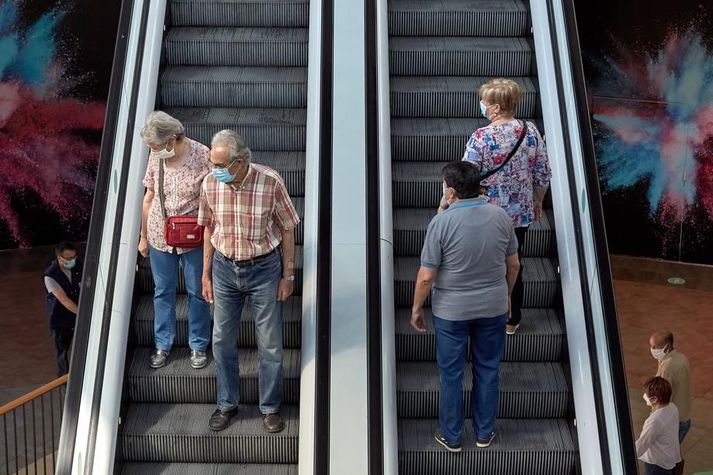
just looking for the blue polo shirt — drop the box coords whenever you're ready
[420,196,518,320]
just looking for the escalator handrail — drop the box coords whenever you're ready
[55,0,140,471]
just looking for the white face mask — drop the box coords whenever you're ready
[150,147,176,160]
[643,393,652,406]
[650,344,669,361]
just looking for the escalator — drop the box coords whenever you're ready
[387,1,578,472]
[117,0,309,472]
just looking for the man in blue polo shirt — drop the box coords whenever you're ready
[43,241,83,376]
[411,161,520,452]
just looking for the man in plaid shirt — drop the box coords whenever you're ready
[198,129,300,433]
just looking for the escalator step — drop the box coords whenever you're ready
[388,0,528,37]
[251,152,307,198]
[132,295,302,349]
[135,246,305,295]
[127,348,300,404]
[170,0,309,28]
[122,404,298,463]
[394,256,559,308]
[389,37,532,76]
[393,208,556,257]
[165,27,308,66]
[398,418,577,475]
[390,76,536,118]
[397,361,569,418]
[122,463,298,475]
[161,67,307,108]
[165,107,306,152]
[394,307,565,362]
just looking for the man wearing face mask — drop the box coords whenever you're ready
[43,241,83,376]
[412,161,520,452]
[650,331,692,446]
[198,130,300,433]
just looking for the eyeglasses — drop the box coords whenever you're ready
[211,157,238,170]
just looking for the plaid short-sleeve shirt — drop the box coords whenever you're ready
[197,163,300,260]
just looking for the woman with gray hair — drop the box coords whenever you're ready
[139,111,212,370]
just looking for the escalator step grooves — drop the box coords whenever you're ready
[171,0,309,28]
[122,463,298,475]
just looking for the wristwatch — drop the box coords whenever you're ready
[283,275,295,282]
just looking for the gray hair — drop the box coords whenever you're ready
[140,111,185,145]
[211,129,252,162]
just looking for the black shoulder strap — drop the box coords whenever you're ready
[158,158,167,220]
[481,120,527,181]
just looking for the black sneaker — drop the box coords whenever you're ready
[476,431,495,448]
[434,432,462,453]
[149,349,169,369]
[209,407,238,432]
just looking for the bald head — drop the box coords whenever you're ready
[649,331,674,350]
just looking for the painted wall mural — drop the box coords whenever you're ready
[577,0,713,264]
[0,0,120,249]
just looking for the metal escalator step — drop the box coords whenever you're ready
[170,0,309,28]
[389,37,532,76]
[122,463,298,475]
[135,245,305,295]
[394,307,565,362]
[390,76,536,118]
[165,27,308,66]
[122,404,298,463]
[127,348,300,404]
[388,0,528,37]
[161,67,307,108]
[164,107,306,152]
[397,361,569,418]
[133,295,303,349]
[398,418,577,475]
[251,152,307,198]
[394,256,558,308]
[393,208,555,257]
[390,118,485,163]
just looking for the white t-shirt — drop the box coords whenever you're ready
[44,267,72,294]
[636,403,681,469]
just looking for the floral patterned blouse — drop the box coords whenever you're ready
[462,119,551,228]
[143,138,212,254]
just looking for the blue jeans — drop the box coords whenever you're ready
[433,312,508,444]
[212,250,283,414]
[679,419,691,442]
[149,246,211,352]
[644,463,673,475]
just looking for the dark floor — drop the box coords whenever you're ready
[0,249,711,472]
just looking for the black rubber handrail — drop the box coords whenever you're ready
[314,0,334,473]
[55,0,136,472]
[560,0,638,471]
[364,0,384,473]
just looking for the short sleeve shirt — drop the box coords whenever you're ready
[143,138,212,254]
[197,163,301,260]
[420,196,518,320]
[44,267,72,293]
[462,120,551,227]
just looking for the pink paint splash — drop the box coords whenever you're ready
[0,2,106,247]
[591,32,713,229]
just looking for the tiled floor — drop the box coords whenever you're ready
[0,249,711,472]
[614,255,713,474]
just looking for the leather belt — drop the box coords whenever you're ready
[219,249,277,267]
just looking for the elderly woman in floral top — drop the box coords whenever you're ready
[457,78,551,335]
[139,111,212,369]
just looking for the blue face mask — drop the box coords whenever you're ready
[479,100,489,118]
[64,259,76,270]
[212,167,236,183]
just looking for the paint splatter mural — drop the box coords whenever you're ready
[586,28,713,263]
[0,0,113,248]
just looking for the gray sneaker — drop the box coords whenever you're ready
[190,349,208,369]
[149,349,169,369]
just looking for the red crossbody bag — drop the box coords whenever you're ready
[158,159,204,248]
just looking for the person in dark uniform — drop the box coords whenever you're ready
[43,241,83,376]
